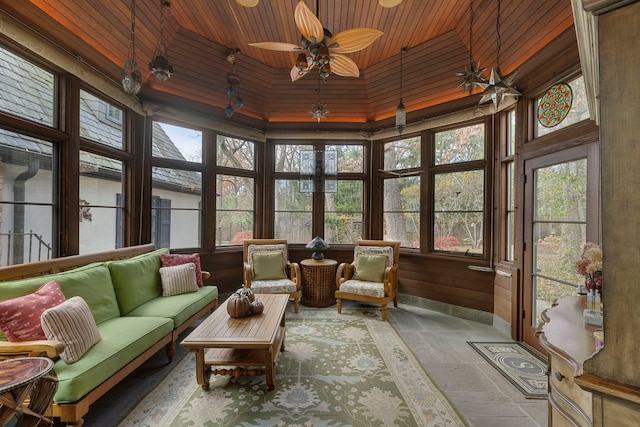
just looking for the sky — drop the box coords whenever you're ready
[159,122,202,162]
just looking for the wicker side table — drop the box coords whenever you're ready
[300,259,338,307]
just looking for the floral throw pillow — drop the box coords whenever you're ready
[41,296,102,364]
[160,253,204,286]
[0,280,66,342]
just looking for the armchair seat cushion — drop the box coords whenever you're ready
[339,280,385,298]
[250,279,297,294]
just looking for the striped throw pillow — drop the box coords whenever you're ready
[159,262,199,296]
[41,296,102,364]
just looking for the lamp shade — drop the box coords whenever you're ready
[306,237,330,260]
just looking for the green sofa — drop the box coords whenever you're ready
[0,244,218,426]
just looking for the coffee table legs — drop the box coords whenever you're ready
[193,349,211,390]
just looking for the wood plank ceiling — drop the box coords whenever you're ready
[0,0,575,126]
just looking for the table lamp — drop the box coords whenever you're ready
[306,236,330,260]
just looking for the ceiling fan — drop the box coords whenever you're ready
[248,1,383,81]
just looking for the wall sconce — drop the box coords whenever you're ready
[300,149,337,193]
[306,236,330,260]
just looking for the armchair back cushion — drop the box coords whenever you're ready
[352,253,388,283]
[353,246,394,268]
[251,251,286,280]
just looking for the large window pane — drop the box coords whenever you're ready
[326,144,364,173]
[274,179,312,243]
[79,151,123,254]
[151,167,202,249]
[80,90,124,149]
[0,131,55,265]
[153,122,202,163]
[433,170,484,254]
[217,135,255,170]
[532,159,587,323]
[274,144,313,172]
[535,76,590,137]
[434,123,484,165]
[324,180,363,244]
[383,137,420,170]
[383,176,420,248]
[0,46,55,126]
[216,174,254,245]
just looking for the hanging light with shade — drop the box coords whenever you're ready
[395,47,407,134]
[121,0,142,94]
[149,0,174,82]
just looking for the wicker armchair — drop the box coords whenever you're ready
[242,239,302,313]
[335,240,400,321]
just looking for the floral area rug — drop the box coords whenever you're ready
[118,308,466,426]
[467,342,548,399]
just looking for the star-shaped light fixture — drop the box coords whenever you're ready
[456,61,486,94]
[477,67,521,108]
[477,0,519,108]
[309,101,330,122]
[455,0,486,94]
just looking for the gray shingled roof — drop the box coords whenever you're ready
[0,45,201,192]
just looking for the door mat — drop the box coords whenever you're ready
[467,341,548,399]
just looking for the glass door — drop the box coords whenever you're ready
[522,144,599,348]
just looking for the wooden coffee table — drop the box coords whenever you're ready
[181,293,289,390]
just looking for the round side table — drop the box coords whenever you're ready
[0,357,57,427]
[300,258,338,307]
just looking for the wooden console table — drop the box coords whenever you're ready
[300,258,338,307]
[536,296,599,427]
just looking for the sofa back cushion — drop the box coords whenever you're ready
[107,248,169,315]
[0,262,120,341]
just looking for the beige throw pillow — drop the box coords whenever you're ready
[252,251,286,280]
[353,253,388,283]
[159,263,199,296]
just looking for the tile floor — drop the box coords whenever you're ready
[386,303,548,427]
[65,299,549,426]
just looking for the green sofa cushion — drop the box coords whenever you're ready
[126,285,218,328]
[52,316,173,403]
[0,262,120,339]
[107,248,169,315]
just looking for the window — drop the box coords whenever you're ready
[79,151,123,254]
[151,167,202,249]
[80,90,124,149]
[273,143,365,244]
[0,130,55,265]
[382,137,421,248]
[0,46,55,127]
[216,135,256,245]
[432,122,487,255]
[535,75,590,137]
[151,121,204,249]
[504,109,516,261]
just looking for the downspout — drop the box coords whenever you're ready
[12,159,40,264]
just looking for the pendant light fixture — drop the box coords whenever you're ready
[395,47,407,134]
[149,0,174,82]
[477,0,520,108]
[455,0,486,94]
[224,49,244,118]
[121,0,142,94]
[309,75,330,122]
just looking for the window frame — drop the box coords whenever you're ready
[427,117,493,259]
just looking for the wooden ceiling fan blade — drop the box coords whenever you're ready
[330,28,384,54]
[379,0,402,7]
[331,54,360,77]
[235,0,259,6]
[295,1,324,43]
[248,42,300,52]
